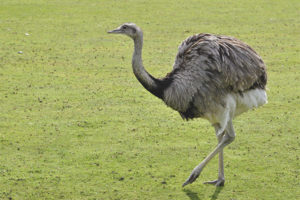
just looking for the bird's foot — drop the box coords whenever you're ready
[182,167,203,187]
[203,179,225,187]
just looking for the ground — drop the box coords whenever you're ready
[0,0,299,199]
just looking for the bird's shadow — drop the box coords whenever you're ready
[210,187,223,200]
[184,189,201,200]
[184,186,224,200]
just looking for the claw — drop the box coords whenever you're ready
[182,174,198,187]
[182,168,202,187]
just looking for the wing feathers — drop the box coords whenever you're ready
[162,33,266,115]
[172,33,267,93]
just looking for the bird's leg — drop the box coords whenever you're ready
[203,133,225,186]
[182,121,235,187]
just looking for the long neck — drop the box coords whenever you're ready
[132,33,164,99]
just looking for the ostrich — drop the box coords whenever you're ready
[108,23,267,187]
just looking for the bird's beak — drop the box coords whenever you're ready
[107,27,123,34]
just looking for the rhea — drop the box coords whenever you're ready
[108,23,267,187]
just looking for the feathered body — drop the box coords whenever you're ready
[158,34,267,122]
[108,23,267,187]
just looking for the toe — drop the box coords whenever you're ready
[203,179,225,186]
[204,180,218,185]
[215,180,225,187]
[182,171,201,187]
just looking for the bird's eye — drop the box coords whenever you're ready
[123,26,127,29]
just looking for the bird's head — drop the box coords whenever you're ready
[107,23,141,39]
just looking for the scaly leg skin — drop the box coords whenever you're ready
[182,134,228,187]
[203,150,225,186]
[182,121,235,187]
[204,133,225,186]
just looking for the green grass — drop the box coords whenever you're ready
[0,0,299,199]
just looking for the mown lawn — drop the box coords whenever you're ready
[0,0,299,199]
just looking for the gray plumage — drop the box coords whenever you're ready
[164,33,266,119]
[108,23,267,187]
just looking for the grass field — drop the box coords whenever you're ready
[1,0,299,199]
